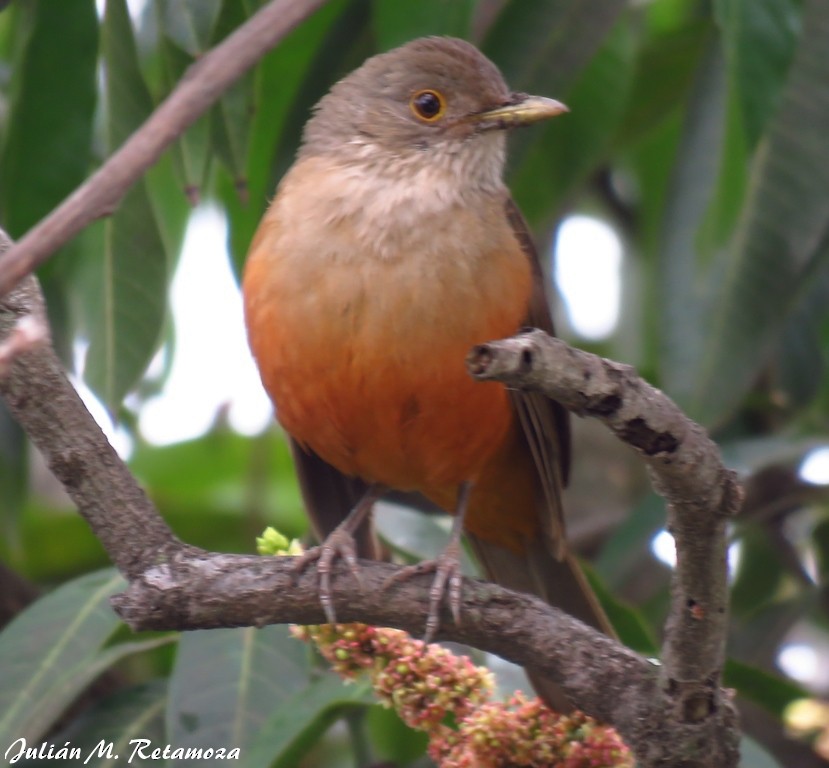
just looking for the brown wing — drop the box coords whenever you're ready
[503,198,571,557]
[289,439,383,559]
[465,198,615,711]
[290,439,440,560]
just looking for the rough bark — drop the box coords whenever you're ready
[0,265,742,766]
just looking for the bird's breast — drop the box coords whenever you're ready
[243,155,533,495]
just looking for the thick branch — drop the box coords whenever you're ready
[0,275,741,766]
[0,234,180,579]
[111,550,737,767]
[0,0,329,298]
[0,224,740,764]
[468,330,743,725]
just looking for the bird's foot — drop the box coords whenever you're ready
[292,483,385,624]
[384,540,464,645]
[293,526,363,624]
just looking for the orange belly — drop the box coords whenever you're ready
[245,258,531,495]
[243,157,534,504]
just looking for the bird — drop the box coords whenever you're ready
[243,36,613,711]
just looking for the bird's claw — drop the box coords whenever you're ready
[384,546,464,644]
[293,527,364,624]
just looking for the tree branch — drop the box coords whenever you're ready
[0,0,329,299]
[0,247,741,764]
[468,330,743,729]
[110,549,737,766]
[0,0,743,758]
[0,235,181,580]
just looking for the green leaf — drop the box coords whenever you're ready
[624,112,684,369]
[739,734,783,768]
[615,16,712,148]
[129,428,304,542]
[365,704,428,765]
[0,569,125,745]
[143,152,191,266]
[220,0,352,277]
[0,0,98,352]
[483,0,626,97]
[0,0,98,237]
[596,492,666,586]
[0,3,20,63]
[725,659,808,718]
[158,37,211,202]
[508,18,636,224]
[730,596,809,669]
[371,0,475,49]
[585,563,658,656]
[245,673,375,768]
[82,185,168,413]
[687,0,829,426]
[260,0,373,208]
[155,0,222,57]
[83,0,168,412]
[693,0,803,268]
[812,518,829,584]
[695,89,749,258]
[103,0,155,157]
[374,501,477,574]
[209,0,256,190]
[656,39,731,409]
[730,524,785,619]
[13,502,110,582]
[715,0,802,150]
[23,681,168,768]
[0,403,26,547]
[769,258,829,411]
[166,626,311,756]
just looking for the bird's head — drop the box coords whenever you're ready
[300,37,567,190]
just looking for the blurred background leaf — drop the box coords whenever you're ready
[0,570,126,745]
[166,626,311,758]
[1,1,829,766]
[82,0,169,413]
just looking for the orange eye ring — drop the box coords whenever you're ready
[410,89,446,122]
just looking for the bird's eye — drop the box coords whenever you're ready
[410,90,446,122]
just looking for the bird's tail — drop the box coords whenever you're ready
[467,534,614,712]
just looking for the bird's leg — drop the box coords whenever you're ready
[293,483,386,624]
[385,481,472,644]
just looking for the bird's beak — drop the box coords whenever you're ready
[469,94,569,130]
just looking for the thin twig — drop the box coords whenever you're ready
[468,330,743,727]
[0,0,330,298]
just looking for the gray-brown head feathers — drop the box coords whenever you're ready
[300,37,513,160]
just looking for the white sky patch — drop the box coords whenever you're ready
[651,529,741,577]
[778,625,829,689]
[727,540,741,577]
[139,204,272,445]
[651,529,676,568]
[95,0,148,21]
[70,374,134,459]
[778,644,820,686]
[554,215,622,340]
[799,446,829,485]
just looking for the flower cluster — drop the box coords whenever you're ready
[256,526,304,557]
[262,528,632,767]
[293,621,632,767]
[435,693,631,768]
[292,623,493,731]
